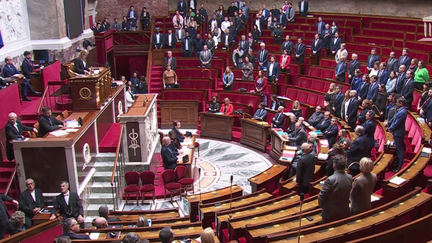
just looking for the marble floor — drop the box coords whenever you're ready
[123,136,274,216]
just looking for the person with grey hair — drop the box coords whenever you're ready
[296,143,316,194]
[288,122,307,147]
[350,157,377,215]
[61,218,90,239]
[19,178,45,228]
[56,235,71,243]
[319,154,352,223]
[8,211,25,235]
[159,227,174,243]
[163,51,177,71]
[5,112,37,161]
[346,126,370,176]
[98,205,120,222]
[50,181,85,227]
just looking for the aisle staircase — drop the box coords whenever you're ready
[0,162,19,217]
[149,65,164,125]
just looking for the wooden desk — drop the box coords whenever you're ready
[187,185,243,223]
[109,208,180,221]
[269,130,287,161]
[199,112,234,140]
[240,118,271,152]
[32,212,51,226]
[248,164,287,193]
[160,100,199,129]
[177,136,195,178]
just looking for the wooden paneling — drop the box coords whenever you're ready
[160,100,199,129]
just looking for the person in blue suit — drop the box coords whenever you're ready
[270,95,280,110]
[363,110,377,151]
[271,106,285,128]
[21,51,35,79]
[126,6,138,26]
[253,103,268,121]
[316,17,326,37]
[2,56,40,101]
[171,120,185,143]
[377,62,389,85]
[266,56,280,84]
[389,97,408,172]
[335,56,347,82]
[357,75,370,102]
[346,90,360,131]
[323,117,339,148]
[401,70,415,110]
[366,75,379,102]
[346,126,370,176]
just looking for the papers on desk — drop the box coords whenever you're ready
[319,139,329,147]
[65,129,79,133]
[89,233,100,240]
[194,237,202,243]
[283,112,295,118]
[417,117,425,123]
[284,145,298,151]
[65,119,80,127]
[317,153,329,160]
[49,130,69,137]
[422,147,432,154]
[215,112,223,115]
[371,195,381,202]
[389,176,406,185]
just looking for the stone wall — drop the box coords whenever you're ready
[27,0,67,40]
[167,0,431,19]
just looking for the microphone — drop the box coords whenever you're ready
[298,193,305,243]
[198,168,202,204]
[300,193,305,201]
[228,175,234,241]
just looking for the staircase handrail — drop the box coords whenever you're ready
[110,124,124,210]
[36,85,50,117]
[146,16,155,92]
[4,162,19,209]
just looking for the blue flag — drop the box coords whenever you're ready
[0,31,3,49]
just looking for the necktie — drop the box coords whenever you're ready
[260,51,264,61]
[185,39,188,50]
[402,56,405,64]
[318,22,322,34]
[14,123,19,132]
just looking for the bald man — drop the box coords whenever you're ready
[161,137,178,169]
[296,143,316,194]
[5,112,37,161]
[92,217,108,229]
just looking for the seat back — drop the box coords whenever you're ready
[175,166,187,180]
[161,169,176,184]
[125,171,140,186]
[140,171,155,185]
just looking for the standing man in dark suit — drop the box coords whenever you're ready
[377,62,389,84]
[38,106,64,137]
[181,32,194,57]
[153,28,164,49]
[161,137,179,170]
[318,154,352,223]
[311,34,323,56]
[346,90,360,131]
[294,37,306,64]
[363,110,377,150]
[324,117,339,147]
[401,70,415,109]
[272,106,285,128]
[238,35,249,52]
[366,48,380,72]
[389,97,408,172]
[346,126,370,175]
[222,29,234,50]
[329,32,341,56]
[257,43,269,71]
[386,52,399,73]
[277,9,287,28]
[316,17,326,37]
[335,56,347,82]
[163,51,177,72]
[266,56,280,85]
[50,181,84,227]
[0,194,18,239]
[398,48,411,70]
[332,85,344,118]
[177,0,187,16]
[394,64,406,94]
[3,56,40,101]
[171,120,185,143]
[281,35,293,55]
[366,75,379,102]
[348,53,361,81]
[298,0,308,17]
[296,143,315,194]
[165,29,177,49]
[357,78,370,103]
[19,178,45,228]
[126,6,138,27]
[22,51,35,79]
[193,34,205,57]
[5,112,37,161]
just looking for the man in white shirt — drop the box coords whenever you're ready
[221,17,231,33]
[50,181,85,227]
[19,178,45,228]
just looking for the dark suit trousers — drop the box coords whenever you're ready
[0,223,14,239]
[183,50,192,57]
[394,135,405,170]
[298,185,309,195]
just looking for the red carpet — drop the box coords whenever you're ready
[99,123,122,153]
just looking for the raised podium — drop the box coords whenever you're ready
[68,67,112,110]
[240,118,271,152]
[199,112,234,140]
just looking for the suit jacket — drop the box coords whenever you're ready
[335,61,347,81]
[153,33,164,46]
[2,64,21,77]
[330,37,341,52]
[177,1,187,13]
[270,100,280,110]
[220,104,233,115]
[172,127,185,143]
[163,57,177,71]
[316,118,331,132]
[401,78,414,105]
[161,145,178,169]
[165,33,177,47]
[51,191,83,218]
[281,41,293,55]
[311,39,323,55]
[346,135,370,165]
[193,38,205,53]
[389,106,407,137]
[298,1,308,14]
[205,39,215,52]
[317,21,326,35]
[296,152,316,187]
[350,173,377,214]
[0,194,13,224]
[294,43,306,57]
[19,188,45,218]
[22,59,35,79]
[176,28,186,41]
[5,121,32,142]
[73,58,89,74]
[63,232,91,240]
[348,60,361,78]
[289,128,307,146]
[394,73,406,94]
[398,55,411,69]
[286,7,295,22]
[346,98,360,124]
[272,112,285,128]
[318,171,352,222]
[253,109,268,121]
[387,58,399,73]
[308,112,323,127]
[257,49,269,67]
[323,124,339,147]
[126,10,138,20]
[266,62,280,80]
[277,13,288,26]
[366,54,380,68]
[238,40,249,52]
[199,50,212,64]
[357,82,370,100]
[376,69,389,85]
[38,115,63,137]
[366,82,379,102]
[363,119,376,149]
[333,92,345,118]
[181,37,194,52]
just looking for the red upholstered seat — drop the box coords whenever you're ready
[179,178,194,184]
[165,182,182,190]
[161,169,182,202]
[124,171,141,205]
[124,185,140,192]
[175,165,195,195]
[139,171,156,203]
[139,185,155,192]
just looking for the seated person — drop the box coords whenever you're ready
[307,105,324,127]
[220,98,234,115]
[18,178,45,228]
[271,106,285,128]
[269,94,279,110]
[3,56,41,101]
[60,218,90,240]
[168,130,181,152]
[137,216,150,227]
[323,117,339,147]
[161,137,179,170]
[73,50,90,75]
[316,111,331,132]
[290,100,302,118]
[38,106,64,137]
[159,227,174,243]
[98,205,120,222]
[208,96,220,113]
[22,51,35,79]
[171,120,185,143]
[8,211,25,236]
[288,122,307,147]
[252,103,268,121]
[5,112,37,161]
[92,217,108,229]
[286,115,297,134]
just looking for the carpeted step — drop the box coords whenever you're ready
[99,123,122,153]
[233,131,242,143]
[21,119,38,127]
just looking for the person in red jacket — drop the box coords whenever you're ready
[220,98,234,115]
[280,49,291,73]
